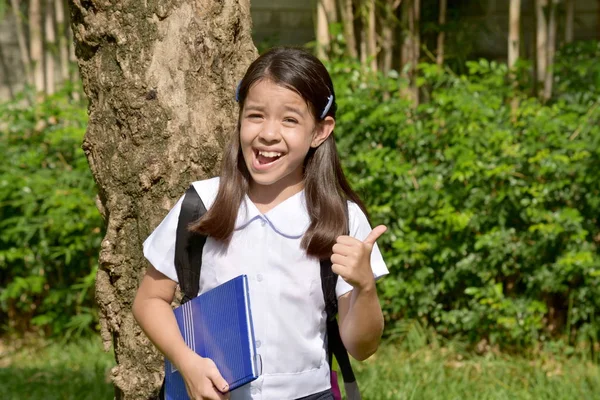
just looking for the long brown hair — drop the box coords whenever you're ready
[191,47,367,259]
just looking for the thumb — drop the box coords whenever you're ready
[363,225,387,247]
[206,366,229,394]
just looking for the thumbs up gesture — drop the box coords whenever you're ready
[331,225,387,291]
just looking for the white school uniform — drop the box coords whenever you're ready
[143,177,388,400]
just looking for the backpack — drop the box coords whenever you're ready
[170,184,361,399]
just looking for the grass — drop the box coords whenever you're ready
[1,335,599,400]
[0,336,114,400]
[349,340,600,400]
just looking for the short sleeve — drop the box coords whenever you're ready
[335,203,389,298]
[142,195,185,283]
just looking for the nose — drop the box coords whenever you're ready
[258,119,281,143]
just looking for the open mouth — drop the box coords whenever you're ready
[254,149,283,166]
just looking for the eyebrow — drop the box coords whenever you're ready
[244,104,305,117]
[282,105,304,116]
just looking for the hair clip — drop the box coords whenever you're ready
[235,80,242,102]
[320,95,334,119]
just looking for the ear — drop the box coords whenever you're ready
[311,116,335,148]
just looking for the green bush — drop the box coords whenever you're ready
[0,86,103,337]
[330,49,600,347]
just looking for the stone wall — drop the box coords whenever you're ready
[251,0,314,49]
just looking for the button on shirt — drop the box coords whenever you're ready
[143,177,389,400]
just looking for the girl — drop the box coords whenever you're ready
[133,47,388,400]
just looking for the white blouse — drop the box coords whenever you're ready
[143,177,388,400]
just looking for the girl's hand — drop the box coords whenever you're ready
[331,225,387,292]
[177,350,230,400]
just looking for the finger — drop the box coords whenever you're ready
[330,253,347,266]
[216,389,230,400]
[206,366,229,395]
[363,225,387,247]
[201,387,228,400]
[331,263,349,278]
[335,235,362,246]
[332,243,355,257]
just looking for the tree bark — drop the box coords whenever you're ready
[45,0,56,95]
[55,0,70,83]
[29,0,44,93]
[535,0,548,88]
[508,0,521,69]
[543,0,557,101]
[436,0,447,66]
[10,0,34,87]
[67,1,256,398]
[565,0,574,43]
[339,0,358,58]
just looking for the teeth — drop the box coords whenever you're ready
[258,151,282,158]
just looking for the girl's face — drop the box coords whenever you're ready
[240,79,333,194]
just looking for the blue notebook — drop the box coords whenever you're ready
[164,275,260,399]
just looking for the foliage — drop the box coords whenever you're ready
[553,41,600,102]
[329,45,600,347]
[0,84,103,337]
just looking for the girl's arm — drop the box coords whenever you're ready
[337,281,384,361]
[330,225,387,361]
[132,266,230,400]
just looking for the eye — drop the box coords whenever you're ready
[283,117,298,124]
[246,113,263,120]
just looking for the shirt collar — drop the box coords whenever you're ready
[234,190,310,239]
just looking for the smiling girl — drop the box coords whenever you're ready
[133,47,388,400]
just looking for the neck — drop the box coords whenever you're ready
[248,179,304,214]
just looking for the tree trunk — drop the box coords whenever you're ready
[66,13,80,96]
[508,0,521,69]
[400,0,419,106]
[45,0,56,95]
[536,0,548,89]
[360,23,368,65]
[29,0,44,93]
[366,0,377,71]
[565,0,574,43]
[67,1,256,398]
[323,0,338,24]
[381,0,401,76]
[412,0,420,106]
[316,0,331,60]
[0,44,15,99]
[436,0,447,66]
[339,0,358,58]
[10,0,33,87]
[543,0,557,101]
[400,0,412,70]
[509,0,522,115]
[55,0,69,83]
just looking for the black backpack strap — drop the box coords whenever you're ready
[160,185,208,399]
[320,258,361,399]
[174,184,208,303]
